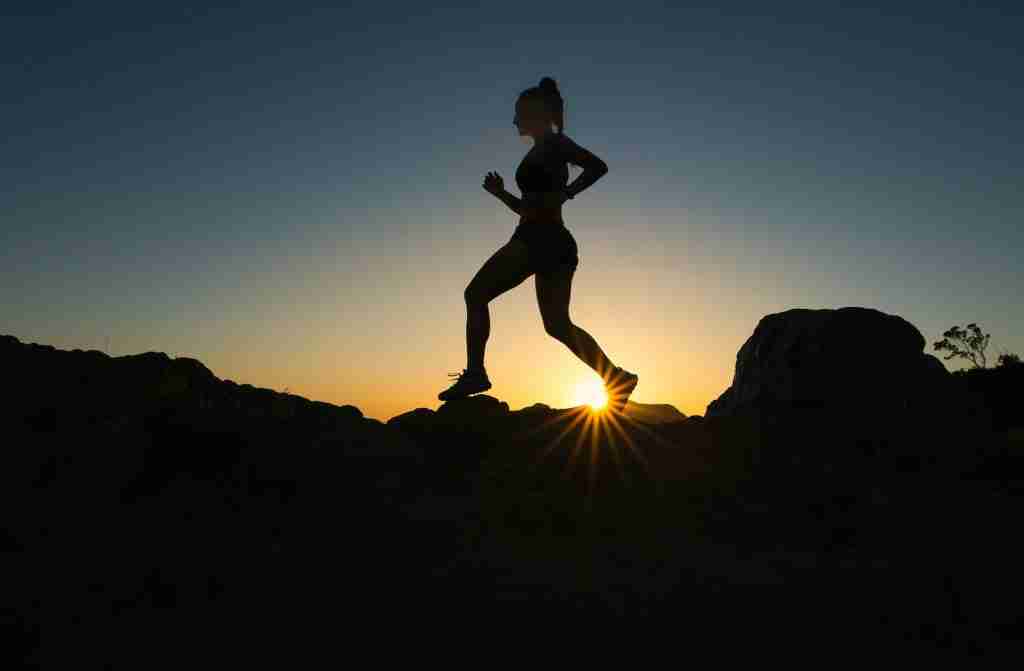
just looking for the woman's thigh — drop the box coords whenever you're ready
[465,238,535,304]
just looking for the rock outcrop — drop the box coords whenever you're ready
[706,307,953,419]
[622,401,688,424]
[0,333,418,462]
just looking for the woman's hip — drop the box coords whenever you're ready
[511,219,575,244]
[509,221,579,273]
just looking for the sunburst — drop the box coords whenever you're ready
[573,376,608,410]
[513,381,654,504]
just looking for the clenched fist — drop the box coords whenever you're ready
[483,171,504,196]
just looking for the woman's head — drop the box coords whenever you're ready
[514,76,564,140]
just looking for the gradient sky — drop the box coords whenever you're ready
[3,1,1022,421]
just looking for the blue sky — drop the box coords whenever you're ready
[3,1,1021,419]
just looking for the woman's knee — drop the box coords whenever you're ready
[464,282,489,307]
[544,317,574,341]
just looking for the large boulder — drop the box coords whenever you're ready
[706,307,952,419]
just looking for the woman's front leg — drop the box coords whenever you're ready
[463,238,534,371]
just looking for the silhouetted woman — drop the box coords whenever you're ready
[439,77,638,412]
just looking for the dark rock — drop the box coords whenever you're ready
[510,402,560,424]
[953,360,1024,431]
[435,394,510,429]
[386,407,438,442]
[3,331,1021,662]
[706,307,955,419]
[387,407,435,427]
[438,393,509,415]
[622,401,687,424]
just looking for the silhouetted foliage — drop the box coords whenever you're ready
[950,349,1024,430]
[997,352,1022,368]
[934,323,991,368]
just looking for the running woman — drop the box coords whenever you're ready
[439,76,638,413]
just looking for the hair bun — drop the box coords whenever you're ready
[538,76,560,95]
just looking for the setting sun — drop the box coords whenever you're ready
[575,377,608,410]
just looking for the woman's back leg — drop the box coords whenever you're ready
[534,264,616,381]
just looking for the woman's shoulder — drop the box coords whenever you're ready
[536,132,571,159]
[551,132,584,161]
[522,132,575,165]
[552,130,576,144]
[555,131,585,153]
[552,132,606,170]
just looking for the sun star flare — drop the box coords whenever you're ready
[575,376,608,410]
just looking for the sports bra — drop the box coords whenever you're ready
[515,132,570,193]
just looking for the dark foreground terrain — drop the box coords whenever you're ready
[3,322,1023,662]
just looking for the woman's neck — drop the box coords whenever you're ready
[535,128,557,145]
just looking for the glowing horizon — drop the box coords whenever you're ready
[3,4,1022,423]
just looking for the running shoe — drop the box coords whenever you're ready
[438,368,492,401]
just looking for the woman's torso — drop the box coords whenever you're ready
[515,137,569,226]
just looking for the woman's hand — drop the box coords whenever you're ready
[483,171,504,196]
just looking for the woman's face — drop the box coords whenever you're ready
[514,97,552,140]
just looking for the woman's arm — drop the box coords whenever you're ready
[494,188,523,216]
[559,133,609,199]
[483,171,523,215]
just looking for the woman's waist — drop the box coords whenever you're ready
[513,215,571,242]
[519,192,565,220]
[517,197,565,224]
[517,213,565,226]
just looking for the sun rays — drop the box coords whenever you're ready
[512,398,658,508]
[499,364,669,508]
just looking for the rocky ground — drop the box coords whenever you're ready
[4,310,1023,663]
